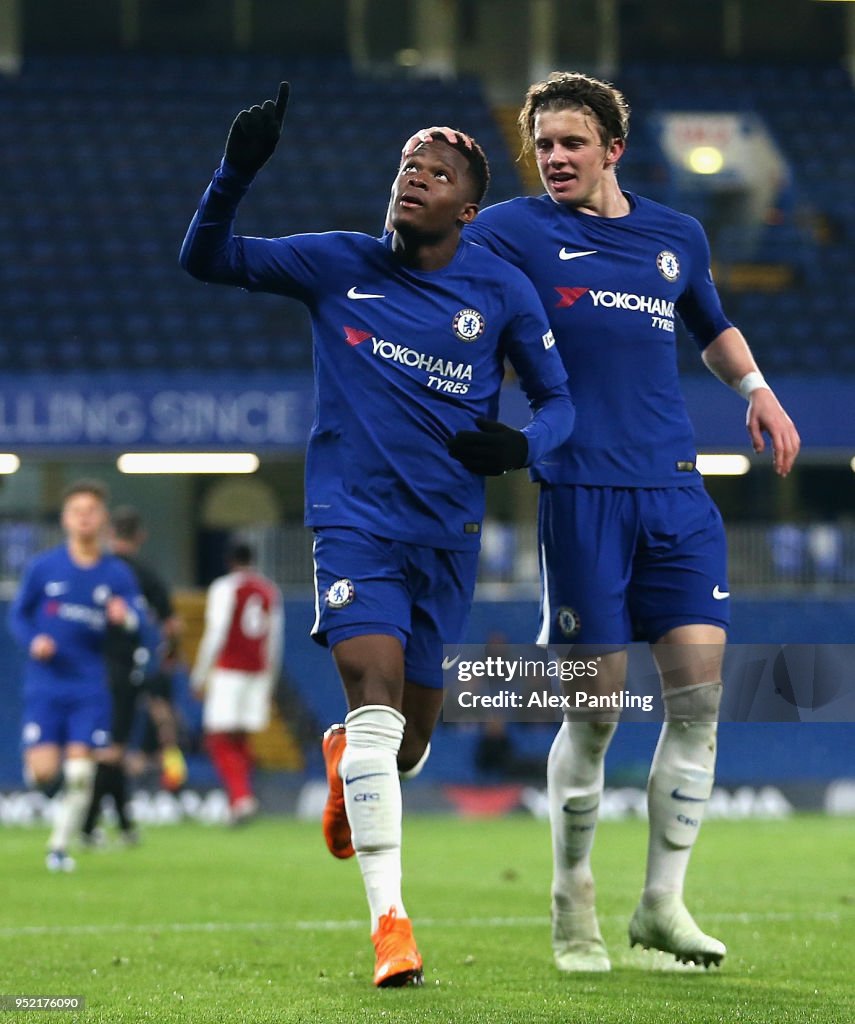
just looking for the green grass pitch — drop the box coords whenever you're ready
[1,814,852,1023]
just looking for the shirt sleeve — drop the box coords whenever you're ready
[179,159,330,300]
[501,273,576,465]
[265,589,285,682]
[137,564,174,623]
[464,202,530,270]
[191,577,235,684]
[7,561,42,650]
[676,217,733,350]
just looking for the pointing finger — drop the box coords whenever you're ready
[275,81,290,123]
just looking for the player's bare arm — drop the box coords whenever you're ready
[702,326,801,476]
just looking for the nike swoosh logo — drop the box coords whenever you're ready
[347,286,385,300]
[441,654,460,670]
[558,248,598,261]
[562,802,599,815]
[344,772,388,785]
[670,788,708,803]
[712,585,730,600]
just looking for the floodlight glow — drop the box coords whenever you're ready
[117,453,260,474]
[396,48,421,67]
[687,146,724,174]
[696,454,751,476]
[0,454,21,474]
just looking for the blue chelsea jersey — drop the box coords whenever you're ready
[465,192,733,488]
[181,162,572,550]
[8,545,144,693]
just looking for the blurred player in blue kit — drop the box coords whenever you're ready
[81,505,186,847]
[8,480,145,872]
[404,72,801,971]
[181,81,574,987]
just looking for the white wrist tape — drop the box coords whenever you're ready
[737,371,769,399]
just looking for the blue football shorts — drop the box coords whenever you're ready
[537,483,730,645]
[311,526,480,688]
[21,686,113,749]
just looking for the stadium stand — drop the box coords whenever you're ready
[3,57,852,375]
[0,55,522,373]
[616,62,855,375]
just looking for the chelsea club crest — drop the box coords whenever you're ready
[326,578,356,608]
[452,308,485,342]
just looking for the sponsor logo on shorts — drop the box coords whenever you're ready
[712,585,730,600]
[452,308,485,342]
[326,578,355,608]
[557,606,581,638]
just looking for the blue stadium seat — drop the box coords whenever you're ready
[3,56,853,377]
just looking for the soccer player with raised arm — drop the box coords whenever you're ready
[8,480,145,872]
[180,82,574,988]
[401,72,800,972]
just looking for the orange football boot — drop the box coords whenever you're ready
[372,908,424,988]
[321,724,354,859]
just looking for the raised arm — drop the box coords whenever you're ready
[179,82,289,283]
[701,326,800,477]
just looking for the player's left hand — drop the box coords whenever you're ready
[745,389,801,476]
[106,595,130,626]
[225,81,290,175]
[447,417,528,475]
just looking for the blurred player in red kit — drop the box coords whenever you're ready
[191,542,284,823]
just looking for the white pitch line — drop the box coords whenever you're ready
[0,910,844,940]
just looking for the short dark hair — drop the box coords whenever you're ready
[517,71,630,154]
[228,541,254,567]
[111,505,144,541]
[428,130,491,204]
[62,478,110,506]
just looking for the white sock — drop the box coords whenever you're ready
[548,719,617,912]
[342,705,406,932]
[48,758,95,852]
[644,682,722,905]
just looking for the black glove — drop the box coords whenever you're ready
[447,417,529,476]
[224,81,290,175]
